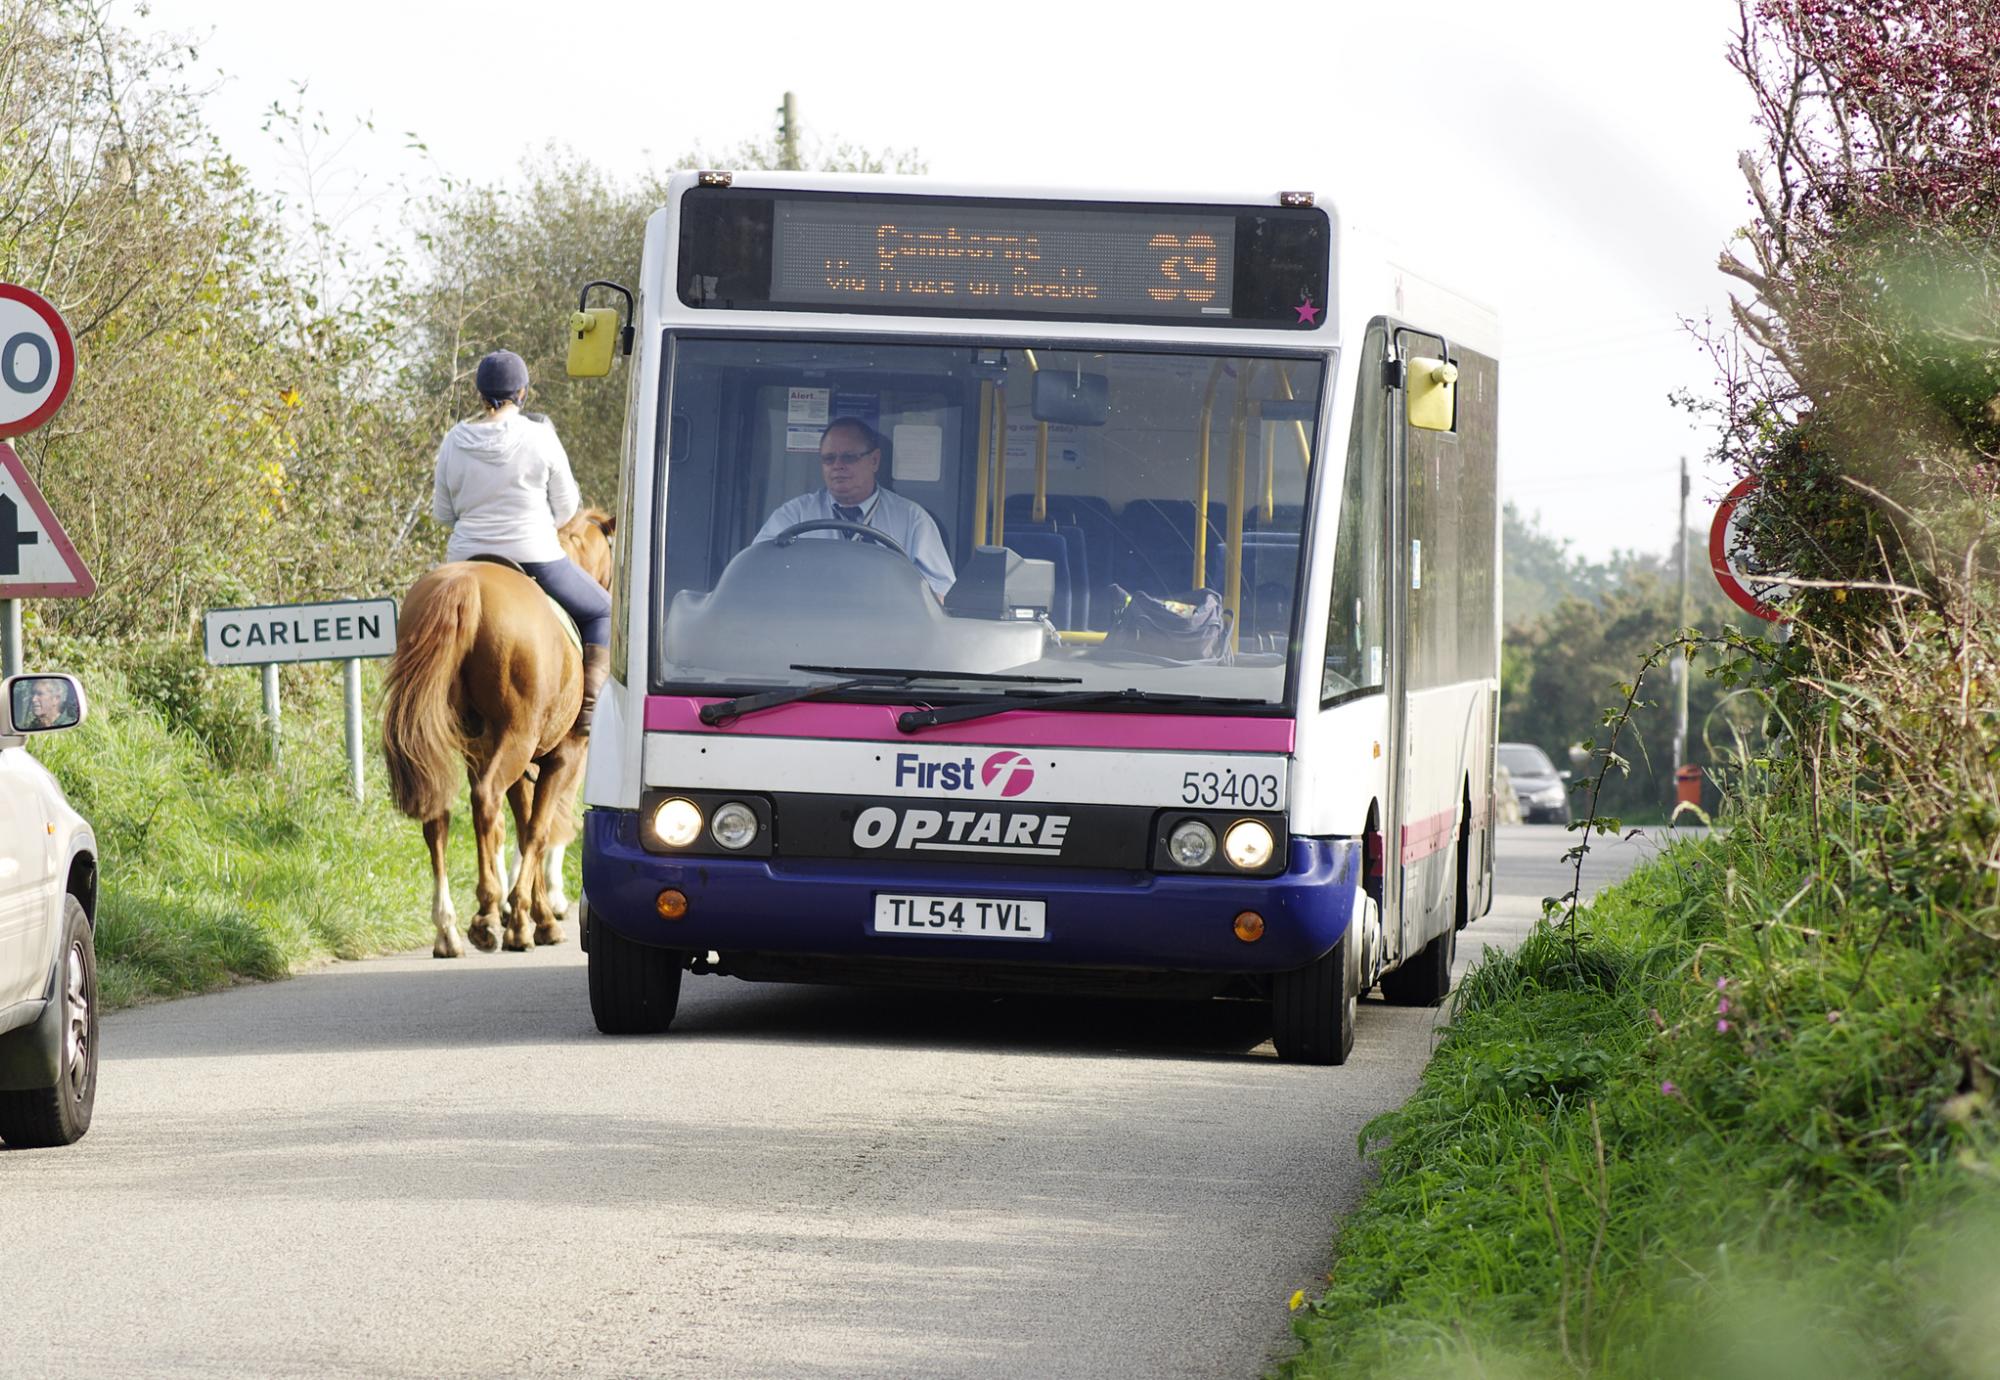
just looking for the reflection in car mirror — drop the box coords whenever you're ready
[6,673,86,734]
[1030,370,1110,426]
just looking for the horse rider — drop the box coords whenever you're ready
[430,349,612,735]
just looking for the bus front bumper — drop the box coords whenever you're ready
[581,809,1360,976]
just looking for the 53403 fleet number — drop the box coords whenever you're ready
[1180,771,1282,809]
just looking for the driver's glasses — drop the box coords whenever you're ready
[820,449,876,466]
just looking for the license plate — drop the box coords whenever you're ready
[872,894,1047,939]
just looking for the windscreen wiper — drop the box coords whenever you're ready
[897,687,1265,734]
[700,665,1082,728]
[791,664,1082,684]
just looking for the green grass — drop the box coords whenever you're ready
[25,639,570,1008]
[1281,782,2000,1379]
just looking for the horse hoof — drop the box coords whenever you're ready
[468,923,500,953]
[535,922,566,947]
[502,933,533,952]
[433,939,464,959]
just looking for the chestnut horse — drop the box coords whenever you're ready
[381,509,614,957]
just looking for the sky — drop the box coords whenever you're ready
[137,0,1762,564]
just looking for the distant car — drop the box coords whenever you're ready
[0,674,99,1148]
[1499,742,1571,825]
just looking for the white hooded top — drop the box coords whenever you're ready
[430,411,581,564]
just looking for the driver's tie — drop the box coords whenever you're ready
[834,504,864,535]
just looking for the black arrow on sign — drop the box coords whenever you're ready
[0,493,40,576]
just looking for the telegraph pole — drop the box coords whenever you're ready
[778,92,800,170]
[1672,455,1690,777]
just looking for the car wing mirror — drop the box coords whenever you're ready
[5,673,87,734]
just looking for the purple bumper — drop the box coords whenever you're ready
[582,808,1360,975]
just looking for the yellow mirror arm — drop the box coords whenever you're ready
[1225,362,1261,652]
[1021,351,1048,524]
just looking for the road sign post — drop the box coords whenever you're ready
[203,597,398,797]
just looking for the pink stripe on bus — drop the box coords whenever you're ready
[1400,807,1460,865]
[643,696,1296,753]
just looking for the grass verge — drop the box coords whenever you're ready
[1281,788,2000,1378]
[25,638,555,1009]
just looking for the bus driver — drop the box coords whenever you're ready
[753,418,955,599]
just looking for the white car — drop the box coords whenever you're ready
[0,673,98,1148]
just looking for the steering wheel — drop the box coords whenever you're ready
[772,519,911,560]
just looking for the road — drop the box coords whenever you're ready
[0,825,1668,1379]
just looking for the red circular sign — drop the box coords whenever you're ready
[1710,474,1789,622]
[0,283,75,439]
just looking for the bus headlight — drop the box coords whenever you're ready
[710,800,759,851]
[1168,819,1217,868]
[1223,819,1276,871]
[652,797,704,848]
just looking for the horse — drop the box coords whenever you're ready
[380,508,615,958]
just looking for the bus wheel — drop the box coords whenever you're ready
[1381,863,1458,1007]
[1271,914,1360,1065]
[586,902,685,1035]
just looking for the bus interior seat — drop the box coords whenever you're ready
[1003,528,1072,627]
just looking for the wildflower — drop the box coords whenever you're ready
[1660,1080,1681,1098]
[1717,1019,1731,1033]
[1716,977,1729,991]
[1827,1009,1842,1023]
[1289,1289,1307,1312]
[1718,996,1731,1016]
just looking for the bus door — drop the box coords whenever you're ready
[1392,324,1463,951]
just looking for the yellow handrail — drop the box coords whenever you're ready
[973,380,992,546]
[1263,406,1276,521]
[1193,361,1226,588]
[991,383,1008,548]
[1224,362,1261,652]
[1275,365,1313,480]
[1021,350,1048,524]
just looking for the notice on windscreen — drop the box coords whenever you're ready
[786,386,829,451]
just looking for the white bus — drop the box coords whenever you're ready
[569,172,1498,1064]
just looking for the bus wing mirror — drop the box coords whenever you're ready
[567,308,619,377]
[1031,370,1110,426]
[1406,357,1457,432]
[567,280,636,378]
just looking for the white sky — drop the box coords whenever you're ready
[137,0,1760,563]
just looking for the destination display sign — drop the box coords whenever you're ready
[203,597,397,667]
[678,189,1330,328]
[773,202,1237,316]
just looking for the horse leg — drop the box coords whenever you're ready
[502,775,537,930]
[516,739,588,947]
[479,735,541,951]
[467,740,531,951]
[426,814,464,959]
[544,839,570,924]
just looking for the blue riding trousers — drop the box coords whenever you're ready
[519,557,611,648]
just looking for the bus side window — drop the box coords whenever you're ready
[1324,324,1388,701]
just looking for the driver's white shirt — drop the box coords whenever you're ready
[753,486,955,597]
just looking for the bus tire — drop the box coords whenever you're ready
[1381,868,1458,1008]
[1271,913,1360,1065]
[586,903,685,1035]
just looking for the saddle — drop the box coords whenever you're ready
[466,553,581,654]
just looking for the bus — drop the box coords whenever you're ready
[568,172,1498,1064]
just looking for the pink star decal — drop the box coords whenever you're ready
[1295,298,1320,325]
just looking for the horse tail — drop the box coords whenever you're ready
[381,568,480,820]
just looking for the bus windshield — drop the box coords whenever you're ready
[653,337,1326,708]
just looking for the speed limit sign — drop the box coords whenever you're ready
[0,283,74,439]
[1710,474,1792,622]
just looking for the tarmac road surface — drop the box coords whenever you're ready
[0,824,1671,1379]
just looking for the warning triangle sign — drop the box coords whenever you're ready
[0,441,95,597]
